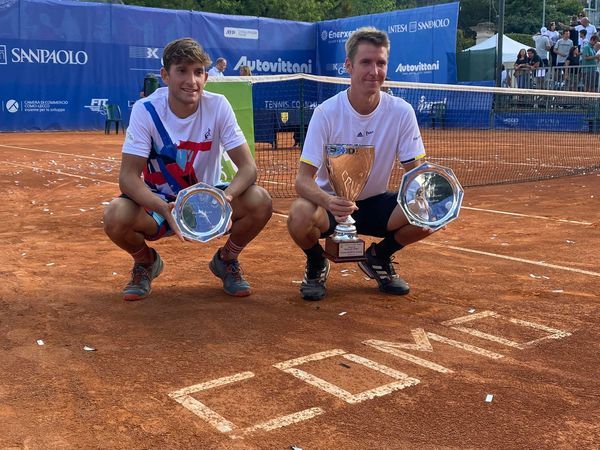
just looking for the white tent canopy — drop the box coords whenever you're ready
[463,34,529,63]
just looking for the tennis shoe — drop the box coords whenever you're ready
[122,250,164,301]
[300,257,330,301]
[209,249,251,297]
[358,243,410,295]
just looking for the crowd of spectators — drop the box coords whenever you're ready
[513,12,600,91]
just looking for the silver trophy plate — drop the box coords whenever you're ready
[171,183,232,242]
[398,162,463,230]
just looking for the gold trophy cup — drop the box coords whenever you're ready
[324,144,375,262]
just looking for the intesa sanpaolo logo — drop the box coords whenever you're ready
[10,47,88,65]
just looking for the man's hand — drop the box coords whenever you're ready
[327,196,358,222]
[161,202,185,242]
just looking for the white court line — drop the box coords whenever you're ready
[461,206,592,225]
[273,212,600,278]
[259,179,294,186]
[229,407,325,439]
[274,349,419,405]
[5,161,118,185]
[434,156,590,170]
[0,143,118,162]
[423,242,600,277]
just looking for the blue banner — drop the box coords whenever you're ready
[0,0,458,132]
[317,3,459,84]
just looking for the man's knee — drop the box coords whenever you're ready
[103,197,138,236]
[237,185,273,222]
[287,198,318,234]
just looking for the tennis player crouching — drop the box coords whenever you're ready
[287,27,437,301]
[103,38,272,301]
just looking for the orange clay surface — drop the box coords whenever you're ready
[0,132,599,449]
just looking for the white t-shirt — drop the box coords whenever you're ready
[575,24,597,45]
[123,87,245,196]
[534,34,551,60]
[300,90,426,200]
[208,67,224,77]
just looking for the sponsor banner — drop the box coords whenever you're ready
[317,3,459,84]
[494,113,586,132]
[0,38,133,131]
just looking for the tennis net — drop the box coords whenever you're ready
[218,74,600,198]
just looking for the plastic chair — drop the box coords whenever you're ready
[104,104,123,134]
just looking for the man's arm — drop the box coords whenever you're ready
[295,161,356,221]
[222,143,256,201]
[401,158,425,173]
[119,153,184,241]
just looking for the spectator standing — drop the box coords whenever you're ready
[554,30,574,66]
[560,16,596,49]
[514,49,530,88]
[559,16,580,48]
[208,57,227,77]
[140,73,160,98]
[546,22,560,67]
[553,30,573,88]
[239,65,252,76]
[534,27,552,68]
[595,42,600,92]
[576,17,597,47]
[501,64,512,87]
[581,35,599,91]
[526,48,543,89]
[564,46,581,91]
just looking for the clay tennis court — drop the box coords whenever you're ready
[1,131,599,448]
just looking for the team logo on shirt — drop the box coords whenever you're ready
[356,130,374,138]
[204,128,212,140]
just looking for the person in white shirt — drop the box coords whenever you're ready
[208,57,227,77]
[103,38,271,300]
[287,27,437,301]
[560,17,597,48]
[554,29,574,65]
[575,17,597,47]
[534,27,552,67]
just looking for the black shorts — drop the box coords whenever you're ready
[321,191,398,238]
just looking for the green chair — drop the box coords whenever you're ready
[104,104,123,134]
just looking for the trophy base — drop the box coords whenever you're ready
[324,237,366,263]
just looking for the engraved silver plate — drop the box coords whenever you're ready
[171,183,232,242]
[398,162,463,230]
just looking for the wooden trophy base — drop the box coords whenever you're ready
[324,237,366,263]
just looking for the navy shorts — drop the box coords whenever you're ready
[321,191,399,239]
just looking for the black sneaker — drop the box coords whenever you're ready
[300,257,330,301]
[358,243,410,295]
